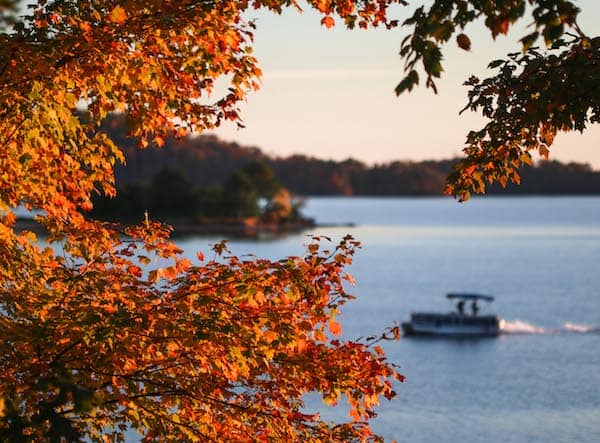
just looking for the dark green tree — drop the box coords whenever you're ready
[223,171,260,218]
[240,161,281,200]
[149,168,196,218]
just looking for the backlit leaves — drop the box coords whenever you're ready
[3,0,593,439]
[395,1,596,194]
[1,2,403,441]
[321,16,335,29]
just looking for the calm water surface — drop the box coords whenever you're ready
[176,197,600,443]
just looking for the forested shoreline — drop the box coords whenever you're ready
[102,114,600,197]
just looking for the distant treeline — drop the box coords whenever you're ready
[101,114,600,196]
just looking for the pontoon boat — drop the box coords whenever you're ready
[401,293,501,337]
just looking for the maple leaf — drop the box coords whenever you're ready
[108,5,128,25]
[321,16,335,29]
[329,318,342,336]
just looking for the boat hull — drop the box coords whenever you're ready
[402,313,501,337]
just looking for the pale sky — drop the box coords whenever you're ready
[211,1,600,168]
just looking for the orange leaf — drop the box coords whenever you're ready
[148,270,159,282]
[321,16,335,29]
[314,0,331,13]
[162,266,178,280]
[263,330,278,343]
[127,265,142,277]
[109,5,128,25]
[104,304,118,314]
[343,273,356,285]
[79,21,92,33]
[175,258,192,273]
[329,319,342,336]
[123,359,137,372]
[167,342,179,356]
[295,338,307,353]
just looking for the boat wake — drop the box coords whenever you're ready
[500,319,545,335]
[500,319,600,335]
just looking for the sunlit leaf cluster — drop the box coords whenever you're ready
[1,228,402,441]
[1,0,596,440]
[1,1,404,441]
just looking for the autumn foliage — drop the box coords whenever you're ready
[1,1,405,441]
[1,227,402,441]
[0,0,596,441]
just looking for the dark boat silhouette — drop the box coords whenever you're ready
[402,293,501,337]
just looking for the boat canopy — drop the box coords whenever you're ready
[447,293,494,302]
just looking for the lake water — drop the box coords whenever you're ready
[173,197,600,442]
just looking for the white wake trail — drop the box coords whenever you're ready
[500,319,546,335]
[500,319,600,335]
[559,322,600,334]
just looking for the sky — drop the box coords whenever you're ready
[210,1,600,168]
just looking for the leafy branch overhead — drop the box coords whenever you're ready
[396,0,581,94]
[447,36,600,200]
[393,0,597,199]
